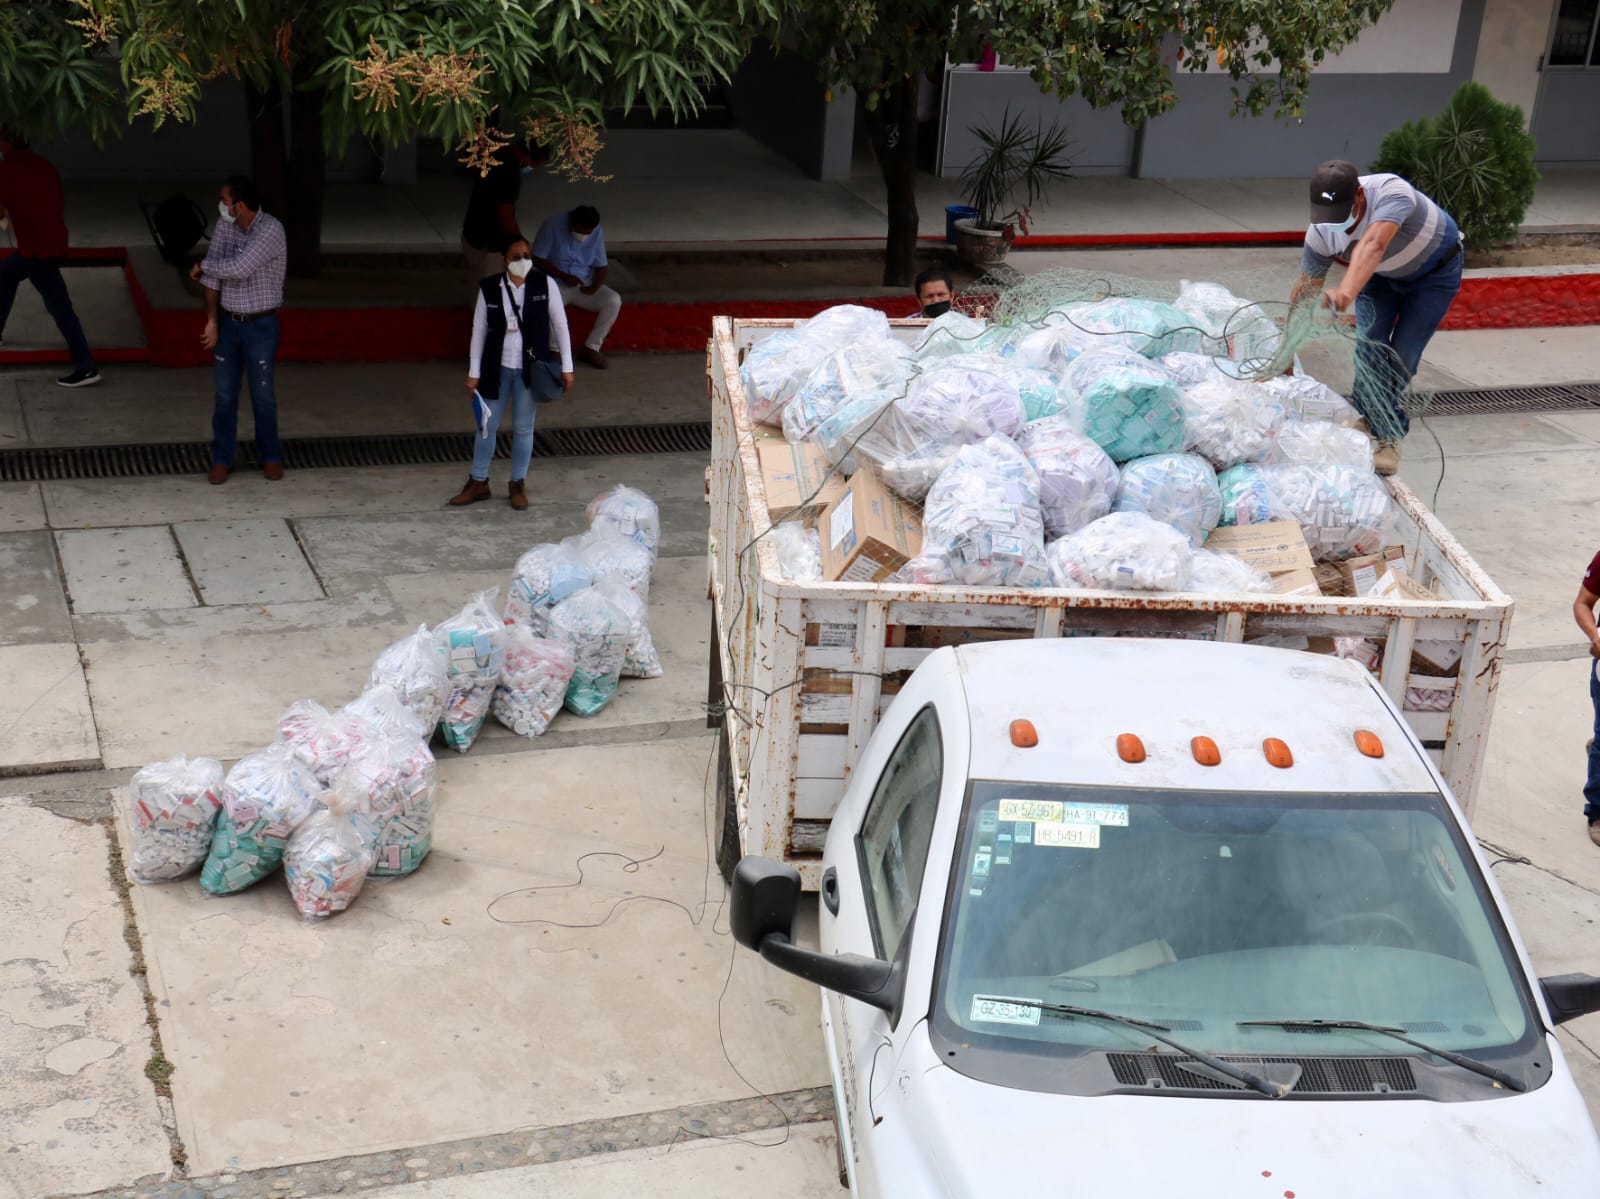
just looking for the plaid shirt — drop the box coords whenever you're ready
[199,210,286,315]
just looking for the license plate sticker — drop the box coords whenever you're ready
[970,995,1042,1026]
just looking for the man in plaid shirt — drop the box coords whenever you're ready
[190,175,288,484]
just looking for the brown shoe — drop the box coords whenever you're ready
[208,464,230,485]
[578,345,608,370]
[508,479,529,510]
[1373,439,1402,477]
[1589,820,1600,849]
[263,462,284,481]
[448,476,492,506]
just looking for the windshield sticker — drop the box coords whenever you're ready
[997,799,1064,824]
[970,995,1042,1027]
[1013,822,1033,845]
[972,851,992,877]
[995,832,1012,865]
[1060,802,1129,828]
[979,808,999,833]
[1034,820,1101,849]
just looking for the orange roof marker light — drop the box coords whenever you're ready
[1191,736,1222,767]
[1354,729,1386,758]
[1116,733,1146,764]
[1263,738,1294,769]
[1010,719,1039,748]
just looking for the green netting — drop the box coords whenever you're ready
[953,265,1422,442]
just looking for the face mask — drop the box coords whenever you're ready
[1314,210,1360,245]
[218,201,237,224]
[921,300,952,318]
[506,259,533,279]
[520,166,534,176]
[572,230,591,244]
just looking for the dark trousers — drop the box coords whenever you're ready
[1586,661,1600,822]
[1351,253,1462,439]
[211,313,282,466]
[0,254,95,372]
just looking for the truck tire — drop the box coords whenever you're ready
[713,726,741,885]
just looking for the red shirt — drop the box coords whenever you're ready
[0,149,70,259]
[1584,552,1600,596]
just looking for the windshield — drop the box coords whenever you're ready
[931,782,1542,1096]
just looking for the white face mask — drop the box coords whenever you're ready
[572,230,591,244]
[218,201,237,225]
[506,258,533,280]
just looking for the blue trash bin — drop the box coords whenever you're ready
[945,205,979,244]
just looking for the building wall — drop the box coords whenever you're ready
[939,0,1489,179]
[36,78,381,182]
[938,71,1137,177]
[1473,0,1555,118]
[729,46,854,181]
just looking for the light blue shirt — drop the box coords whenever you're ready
[533,212,607,282]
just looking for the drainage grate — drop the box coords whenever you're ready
[0,421,712,483]
[1419,383,1600,416]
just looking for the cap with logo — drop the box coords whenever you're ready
[1309,160,1360,223]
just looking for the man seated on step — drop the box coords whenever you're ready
[530,204,619,370]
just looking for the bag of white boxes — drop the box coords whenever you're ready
[750,296,1458,710]
[124,485,664,920]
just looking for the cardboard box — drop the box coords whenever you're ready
[1204,522,1315,576]
[819,467,923,583]
[1313,563,1347,596]
[1271,568,1321,597]
[1339,545,1410,597]
[1371,570,1443,602]
[1412,638,1464,678]
[756,435,848,524]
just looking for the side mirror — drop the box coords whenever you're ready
[1540,974,1600,1025]
[730,856,905,1018]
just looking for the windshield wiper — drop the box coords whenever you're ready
[1004,1000,1291,1098]
[1236,1018,1528,1093]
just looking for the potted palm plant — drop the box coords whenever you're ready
[954,109,1074,267]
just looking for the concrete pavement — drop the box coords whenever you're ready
[3,285,1600,1196]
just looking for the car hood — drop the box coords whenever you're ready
[865,1036,1600,1198]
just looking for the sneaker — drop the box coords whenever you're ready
[57,368,102,388]
[1373,439,1401,476]
[1589,819,1600,848]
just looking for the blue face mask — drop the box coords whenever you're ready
[1314,210,1361,244]
[520,165,534,176]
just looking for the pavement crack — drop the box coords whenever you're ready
[100,817,190,1178]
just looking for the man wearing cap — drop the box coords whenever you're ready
[1291,160,1463,477]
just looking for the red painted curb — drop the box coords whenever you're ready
[0,246,1593,366]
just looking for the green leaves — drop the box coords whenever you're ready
[8,0,785,173]
[1372,81,1540,248]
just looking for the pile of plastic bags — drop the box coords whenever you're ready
[744,296,1399,598]
[127,485,667,921]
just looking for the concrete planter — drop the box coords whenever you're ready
[953,218,1014,268]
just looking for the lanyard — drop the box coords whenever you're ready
[501,277,527,336]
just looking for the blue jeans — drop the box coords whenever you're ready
[1351,252,1462,439]
[470,365,562,481]
[212,312,281,467]
[1586,661,1600,822]
[0,254,95,372]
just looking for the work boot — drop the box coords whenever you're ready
[448,476,492,506]
[1589,820,1600,848]
[1373,439,1402,477]
[578,345,608,370]
[263,462,284,481]
[508,479,528,510]
[207,464,231,485]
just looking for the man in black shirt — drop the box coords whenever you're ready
[460,140,548,280]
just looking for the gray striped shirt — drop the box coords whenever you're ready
[1302,174,1459,281]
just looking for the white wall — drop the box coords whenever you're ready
[1473,0,1556,119]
